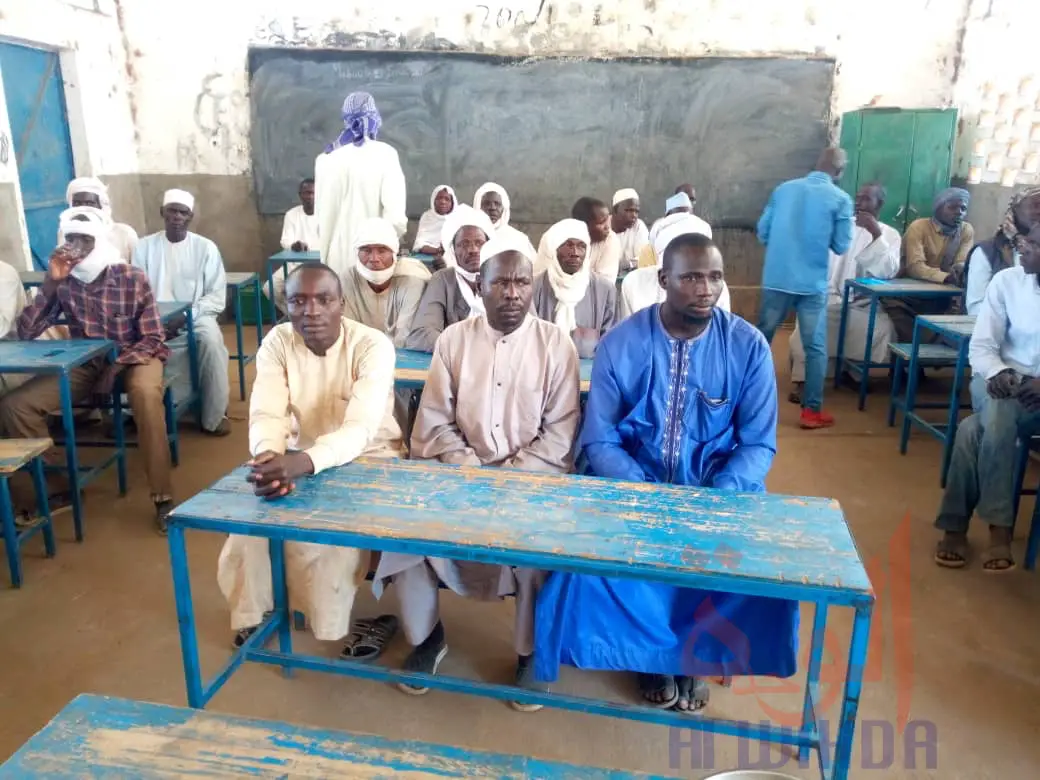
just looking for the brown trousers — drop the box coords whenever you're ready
[0,357,171,506]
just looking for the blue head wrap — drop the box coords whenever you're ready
[325,92,382,153]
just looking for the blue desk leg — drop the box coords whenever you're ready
[233,285,246,401]
[185,310,202,428]
[168,523,205,708]
[857,298,879,411]
[269,538,294,678]
[798,603,828,763]
[899,321,923,456]
[830,604,873,780]
[60,371,84,542]
[112,373,127,496]
[0,478,21,587]
[266,260,279,328]
[253,278,263,348]
[833,284,851,391]
[30,457,56,558]
[940,340,969,488]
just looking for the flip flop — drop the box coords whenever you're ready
[674,676,710,714]
[340,615,399,662]
[982,543,1016,573]
[934,534,968,569]
[637,673,679,709]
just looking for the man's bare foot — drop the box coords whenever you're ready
[934,531,968,568]
[983,526,1015,572]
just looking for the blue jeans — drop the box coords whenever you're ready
[936,398,1040,531]
[758,289,828,412]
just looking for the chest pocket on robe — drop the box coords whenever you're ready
[684,389,733,443]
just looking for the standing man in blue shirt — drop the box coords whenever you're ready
[756,148,854,429]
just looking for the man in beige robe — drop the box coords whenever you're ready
[375,234,581,710]
[218,264,404,657]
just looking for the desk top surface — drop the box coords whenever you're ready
[847,278,961,296]
[224,271,258,286]
[19,271,44,285]
[918,314,976,337]
[0,438,52,473]
[0,694,670,778]
[171,458,872,601]
[157,302,190,322]
[268,249,321,263]
[394,348,594,387]
[0,339,114,372]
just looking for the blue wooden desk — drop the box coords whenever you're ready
[18,271,44,291]
[394,348,593,395]
[0,438,55,587]
[898,314,976,487]
[835,278,962,410]
[0,340,123,541]
[266,250,321,327]
[167,459,873,780]
[0,694,670,778]
[225,272,263,401]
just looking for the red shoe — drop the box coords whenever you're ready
[799,409,835,429]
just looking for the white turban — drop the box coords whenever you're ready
[473,182,512,230]
[353,217,400,285]
[539,218,592,335]
[479,231,538,266]
[653,214,714,267]
[612,188,639,207]
[441,204,495,274]
[665,192,692,212]
[66,177,111,212]
[57,208,123,283]
[163,189,195,211]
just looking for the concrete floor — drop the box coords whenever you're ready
[1,324,1038,779]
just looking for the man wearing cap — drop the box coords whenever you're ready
[611,188,650,273]
[59,177,139,262]
[376,232,581,710]
[133,189,231,436]
[0,211,173,529]
[638,194,713,271]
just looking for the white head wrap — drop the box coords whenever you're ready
[441,204,495,275]
[473,182,512,230]
[539,219,592,335]
[653,214,714,268]
[66,177,111,214]
[58,208,123,283]
[163,189,195,211]
[612,188,639,207]
[353,217,400,285]
[464,231,537,321]
[665,192,692,213]
[412,185,457,252]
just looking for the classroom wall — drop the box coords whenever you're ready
[0,0,1035,311]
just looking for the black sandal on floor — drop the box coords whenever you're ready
[510,654,549,712]
[340,614,399,662]
[674,675,710,714]
[637,673,679,709]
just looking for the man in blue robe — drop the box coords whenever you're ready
[534,229,799,713]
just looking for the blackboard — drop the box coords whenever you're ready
[249,49,834,228]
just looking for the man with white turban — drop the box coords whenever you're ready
[404,205,495,352]
[473,182,536,257]
[59,177,139,262]
[619,215,730,320]
[413,185,457,263]
[315,92,407,279]
[0,211,172,529]
[133,189,231,436]
[376,232,580,710]
[611,188,650,272]
[533,218,616,358]
[640,192,709,269]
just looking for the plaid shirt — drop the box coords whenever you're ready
[19,265,169,365]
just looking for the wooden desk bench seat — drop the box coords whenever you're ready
[0,437,56,587]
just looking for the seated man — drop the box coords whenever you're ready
[642,188,699,268]
[884,188,974,342]
[934,229,1040,573]
[375,235,580,709]
[611,188,650,273]
[620,215,729,319]
[404,205,494,352]
[218,264,404,656]
[267,177,320,313]
[563,196,621,282]
[59,177,139,262]
[533,218,616,358]
[534,233,797,713]
[965,186,1040,317]
[133,189,231,436]
[0,259,28,398]
[0,212,173,529]
[413,185,457,263]
[788,183,901,403]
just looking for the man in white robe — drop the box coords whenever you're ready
[376,234,580,710]
[473,181,536,258]
[266,177,321,314]
[0,259,28,398]
[787,183,901,403]
[218,264,404,654]
[59,177,138,262]
[620,215,731,319]
[611,188,650,273]
[315,92,407,279]
[132,189,231,435]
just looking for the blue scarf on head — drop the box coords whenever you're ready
[324,92,382,153]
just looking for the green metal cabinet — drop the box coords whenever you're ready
[839,108,957,233]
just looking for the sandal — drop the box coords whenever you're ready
[637,673,679,709]
[232,625,257,650]
[983,543,1016,573]
[934,533,968,569]
[510,654,549,712]
[674,676,710,714]
[340,614,399,662]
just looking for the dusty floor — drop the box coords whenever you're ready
[0,324,1038,779]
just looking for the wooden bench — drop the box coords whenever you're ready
[0,693,672,777]
[0,438,56,587]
